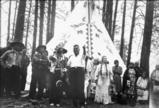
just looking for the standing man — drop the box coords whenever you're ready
[49,46,68,107]
[0,46,23,98]
[29,45,50,99]
[67,44,86,108]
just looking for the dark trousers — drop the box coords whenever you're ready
[49,70,62,104]
[5,65,21,97]
[127,94,137,106]
[69,67,85,107]
[0,64,6,96]
[21,68,27,91]
[29,67,46,98]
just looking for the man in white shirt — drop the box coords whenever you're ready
[67,44,85,108]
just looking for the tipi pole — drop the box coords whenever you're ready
[87,0,93,58]
[84,0,92,102]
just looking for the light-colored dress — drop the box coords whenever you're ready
[136,77,148,100]
[94,63,112,104]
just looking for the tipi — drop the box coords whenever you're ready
[46,1,126,72]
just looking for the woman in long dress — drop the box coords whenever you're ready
[112,60,122,94]
[94,56,112,104]
[136,72,149,104]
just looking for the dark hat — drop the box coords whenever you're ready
[36,45,46,52]
[56,47,67,54]
[9,41,25,51]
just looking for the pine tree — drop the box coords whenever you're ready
[140,0,154,74]
[46,0,52,43]
[25,0,33,48]
[7,0,12,44]
[14,0,27,42]
[120,0,127,59]
[32,0,39,57]
[39,0,45,45]
[112,0,119,42]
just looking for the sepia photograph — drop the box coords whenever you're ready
[0,0,159,108]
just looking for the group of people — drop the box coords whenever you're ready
[0,42,152,108]
[122,62,149,105]
[28,44,87,107]
[86,56,149,106]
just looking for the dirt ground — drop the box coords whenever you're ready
[0,96,149,108]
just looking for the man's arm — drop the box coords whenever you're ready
[0,50,14,68]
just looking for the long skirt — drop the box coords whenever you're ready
[113,74,122,93]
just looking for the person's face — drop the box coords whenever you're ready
[102,56,107,63]
[93,59,99,65]
[128,63,134,68]
[134,62,139,67]
[142,72,146,78]
[22,49,27,54]
[73,45,79,56]
[56,52,62,58]
[39,47,46,53]
[115,61,119,66]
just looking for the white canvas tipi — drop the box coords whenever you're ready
[46,1,126,72]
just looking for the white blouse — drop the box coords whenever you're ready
[67,54,85,68]
[137,77,148,89]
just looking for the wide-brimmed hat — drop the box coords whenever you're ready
[54,44,67,54]
[56,47,67,54]
[36,45,46,52]
[9,41,25,51]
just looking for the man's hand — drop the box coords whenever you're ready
[83,45,86,56]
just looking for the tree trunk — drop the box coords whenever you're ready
[50,0,56,39]
[12,0,18,39]
[25,0,32,48]
[32,0,39,57]
[140,0,154,75]
[112,0,119,42]
[105,0,113,38]
[39,0,45,45]
[102,0,106,24]
[127,0,138,66]
[119,0,127,59]
[7,0,12,45]
[71,0,75,11]
[46,0,51,44]
[14,0,27,42]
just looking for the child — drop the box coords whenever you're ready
[87,79,96,103]
[126,69,137,106]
